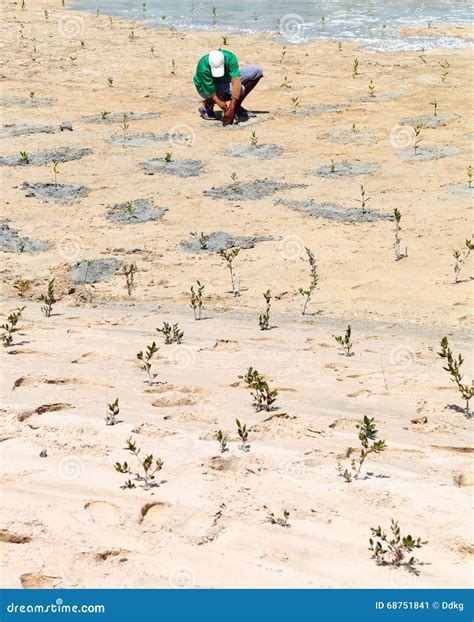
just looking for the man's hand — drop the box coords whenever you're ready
[223,100,237,126]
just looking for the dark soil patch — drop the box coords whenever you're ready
[106,199,167,224]
[107,132,190,147]
[0,147,92,167]
[319,128,379,145]
[0,124,56,139]
[401,114,458,129]
[448,184,474,197]
[20,182,90,204]
[205,113,271,130]
[0,219,50,254]
[310,160,379,178]
[204,178,307,201]
[397,145,462,161]
[225,144,283,160]
[0,96,54,108]
[280,103,347,117]
[275,199,392,223]
[84,111,160,124]
[181,231,274,253]
[140,158,204,177]
[69,258,121,284]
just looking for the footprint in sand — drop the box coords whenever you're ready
[346,389,375,400]
[13,376,113,390]
[20,573,59,588]
[84,501,121,525]
[148,384,205,408]
[0,529,31,544]
[17,403,73,422]
[71,352,107,365]
[139,502,170,524]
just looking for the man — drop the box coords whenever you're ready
[193,49,263,125]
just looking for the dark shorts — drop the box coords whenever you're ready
[199,65,263,99]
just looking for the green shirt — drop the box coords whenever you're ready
[193,50,240,97]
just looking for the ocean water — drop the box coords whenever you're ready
[71,0,473,51]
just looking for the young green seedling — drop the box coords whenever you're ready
[440,59,449,82]
[393,208,407,261]
[258,289,272,330]
[171,59,177,75]
[352,58,359,77]
[212,6,217,27]
[337,415,386,482]
[355,185,371,213]
[216,430,228,453]
[123,263,137,297]
[218,247,240,295]
[40,279,56,318]
[128,30,136,42]
[291,96,300,111]
[1,306,25,348]
[239,367,278,412]
[197,232,209,250]
[44,9,49,21]
[19,151,29,164]
[413,124,423,155]
[438,336,473,417]
[280,75,292,89]
[430,98,438,116]
[329,159,336,173]
[107,77,113,87]
[230,172,240,192]
[157,322,184,344]
[250,131,259,147]
[190,280,205,320]
[299,247,318,315]
[52,160,59,185]
[236,419,250,451]
[114,437,163,489]
[334,325,353,356]
[13,279,31,298]
[120,114,129,139]
[369,519,427,570]
[338,42,342,52]
[266,508,290,527]
[123,201,135,216]
[452,239,473,284]
[222,36,228,46]
[137,342,159,385]
[106,398,119,426]
[467,165,473,188]
[368,79,375,97]
[280,47,286,64]
[164,152,173,163]
[100,111,111,120]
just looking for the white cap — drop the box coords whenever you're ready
[209,50,225,78]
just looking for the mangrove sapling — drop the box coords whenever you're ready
[107,77,113,87]
[100,111,111,119]
[291,96,300,112]
[467,165,473,188]
[137,342,159,385]
[239,367,278,412]
[123,263,137,297]
[120,114,129,140]
[258,289,272,330]
[266,509,290,527]
[150,45,155,54]
[355,184,370,214]
[124,201,135,216]
[1,306,25,348]
[337,416,386,482]
[14,279,31,298]
[419,50,427,64]
[218,247,240,295]
[280,76,292,89]
[40,279,56,318]
[299,247,318,316]
[352,58,359,77]
[280,47,286,63]
[329,159,336,173]
[334,325,353,356]
[222,36,228,46]
[338,42,342,52]
[171,59,177,76]
[440,59,449,82]
[368,79,375,97]
[250,131,259,147]
[190,280,205,320]
[157,322,184,344]
[393,208,407,261]
[193,231,209,250]
[452,239,473,283]
[430,98,438,116]
[43,9,48,21]
[106,398,119,426]
[413,124,423,155]
[438,337,473,417]
[128,30,136,42]
[216,430,228,453]
[114,437,163,489]
[369,520,427,570]
[230,172,240,192]
[236,419,250,451]
[52,160,59,185]
[164,152,173,163]
[19,151,29,164]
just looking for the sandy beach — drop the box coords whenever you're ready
[0,0,473,589]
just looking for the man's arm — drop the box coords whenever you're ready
[223,76,241,125]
